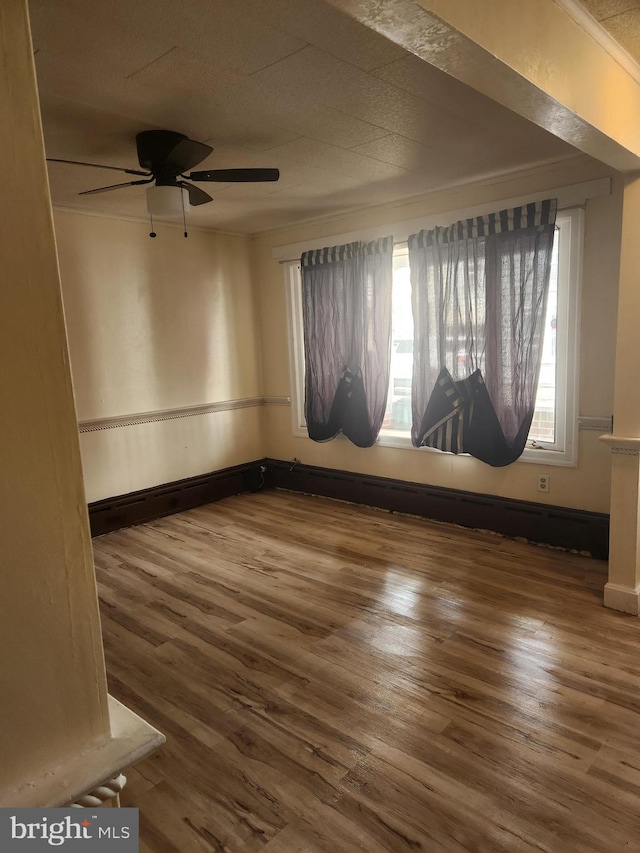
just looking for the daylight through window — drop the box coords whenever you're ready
[287,207,581,466]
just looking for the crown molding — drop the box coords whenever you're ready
[52,205,249,238]
[263,154,589,245]
[555,0,640,87]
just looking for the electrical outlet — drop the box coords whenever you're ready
[537,473,550,493]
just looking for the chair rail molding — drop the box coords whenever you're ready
[78,397,280,433]
[578,416,612,432]
[599,434,640,454]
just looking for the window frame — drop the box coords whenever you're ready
[521,207,583,465]
[286,259,307,438]
[285,207,584,467]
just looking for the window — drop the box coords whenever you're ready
[286,207,582,466]
[529,235,559,445]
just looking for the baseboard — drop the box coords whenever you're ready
[88,461,265,537]
[265,459,610,559]
[89,457,610,559]
[603,582,640,614]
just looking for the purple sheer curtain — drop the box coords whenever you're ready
[408,200,557,466]
[301,237,393,448]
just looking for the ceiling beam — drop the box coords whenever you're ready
[325,0,640,171]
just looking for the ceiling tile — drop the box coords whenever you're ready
[124,48,306,139]
[130,46,391,150]
[189,143,296,177]
[349,133,537,187]
[251,46,472,145]
[39,98,151,166]
[125,47,249,104]
[241,0,407,70]
[351,133,465,177]
[36,63,233,148]
[199,108,300,153]
[38,0,183,50]
[32,0,307,76]
[32,0,579,234]
[286,107,388,149]
[372,53,575,156]
[372,55,498,123]
[249,45,381,109]
[591,8,640,55]
[29,1,172,80]
[578,0,640,20]
[265,136,409,180]
[169,0,309,75]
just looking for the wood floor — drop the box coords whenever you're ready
[93,489,640,852]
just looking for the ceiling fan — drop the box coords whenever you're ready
[47,129,280,214]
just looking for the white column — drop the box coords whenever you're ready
[0,0,163,806]
[601,175,640,614]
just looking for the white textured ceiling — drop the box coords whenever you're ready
[30,0,579,234]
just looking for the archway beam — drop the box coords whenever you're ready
[327,0,640,171]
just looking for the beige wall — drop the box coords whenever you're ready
[54,211,265,502]
[53,156,620,514]
[0,0,109,799]
[254,157,620,514]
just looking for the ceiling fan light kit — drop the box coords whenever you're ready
[146,185,189,217]
[47,129,280,238]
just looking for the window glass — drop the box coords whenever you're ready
[529,237,559,444]
[287,208,581,465]
[380,219,571,456]
[384,247,413,432]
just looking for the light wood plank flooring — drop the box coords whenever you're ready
[93,490,640,852]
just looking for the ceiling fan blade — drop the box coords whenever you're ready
[136,131,213,174]
[78,178,154,196]
[188,168,280,183]
[165,138,213,174]
[47,157,150,177]
[136,130,186,171]
[176,181,213,206]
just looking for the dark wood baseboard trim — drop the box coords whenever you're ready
[265,459,610,559]
[88,461,266,537]
[88,457,610,559]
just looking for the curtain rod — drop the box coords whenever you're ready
[274,177,610,264]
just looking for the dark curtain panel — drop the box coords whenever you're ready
[408,200,557,466]
[301,237,393,448]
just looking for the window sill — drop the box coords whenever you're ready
[292,426,577,467]
[377,431,577,467]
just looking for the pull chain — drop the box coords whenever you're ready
[181,189,188,238]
